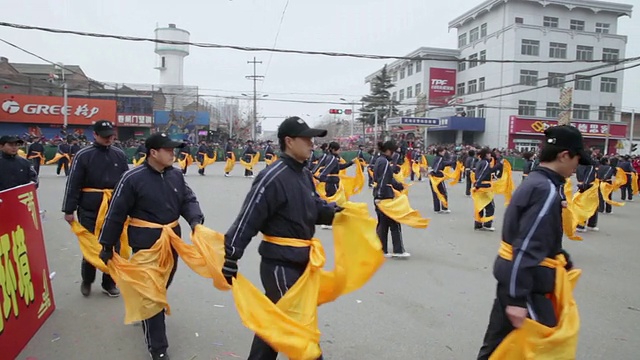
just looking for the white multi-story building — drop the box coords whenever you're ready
[365,0,633,152]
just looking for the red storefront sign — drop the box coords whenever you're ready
[0,94,116,125]
[0,183,55,359]
[508,116,627,139]
[428,68,457,105]
[117,114,153,127]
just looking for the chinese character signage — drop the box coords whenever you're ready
[508,116,627,138]
[400,117,441,126]
[117,114,153,127]
[0,183,55,359]
[0,94,116,125]
[428,68,457,105]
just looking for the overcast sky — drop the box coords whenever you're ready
[0,0,638,131]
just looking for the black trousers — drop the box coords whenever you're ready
[410,165,421,182]
[368,169,374,187]
[621,177,633,200]
[375,205,404,254]
[248,260,323,360]
[197,155,205,175]
[79,209,115,289]
[429,178,448,212]
[598,190,612,214]
[577,209,598,228]
[474,200,495,229]
[477,285,557,360]
[325,182,338,197]
[56,158,69,176]
[31,158,41,175]
[140,247,179,355]
[465,169,472,196]
[245,168,254,176]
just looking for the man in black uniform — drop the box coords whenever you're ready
[618,155,635,201]
[178,142,192,175]
[575,158,598,232]
[69,136,81,161]
[224,139,235,177]
[473,148,495,231]
[27,136,45,176]
[98,132,204,360]
[196,140,209,176]
[264,140,275,165]
[222,116,338,360]
[464,150,477,196]
[367,148,378,188]
[62,120,129,297]
[56,138,72,176]
[242,140,257,178]
[0,136,38,191]
[135,140,147,163]
[597,157,614,214]
[318,142,354,198]
[477,125,590,359]
[310,143,329,173]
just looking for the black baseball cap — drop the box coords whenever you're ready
[145,133,186,150]
[0,135,24,145]
[277,116,327,139]
[544,125,591,165]
[94,120,116,137]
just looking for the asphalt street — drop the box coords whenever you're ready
[17,162,640,360]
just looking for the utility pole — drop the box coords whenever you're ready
[604,103,614,154]
[246,57,263,141]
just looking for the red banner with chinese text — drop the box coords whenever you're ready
[0,183,55,360]
[508,116,627,138]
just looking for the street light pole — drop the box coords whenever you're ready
[56,63,68,128]
[604,103,614,154]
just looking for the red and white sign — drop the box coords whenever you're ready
[508,116,627,139]
[117,114,153,127]
[0,94,116,125]
[0,183,55,359]
[428,68,457,106]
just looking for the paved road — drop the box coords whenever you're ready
[17,163,640,359]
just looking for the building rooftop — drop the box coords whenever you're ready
[449,0,633,29]
[364,47,460,83]
[11,63,86,77]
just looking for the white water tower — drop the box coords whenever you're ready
[154,24,190,86]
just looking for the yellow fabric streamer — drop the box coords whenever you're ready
[599,181,625,207]
[411,162,420,178]
[491,242,581,360]
[420,155,428,170]
[224,152,236,173]
[428,175,448,208]
[198,152,217,170]
[80,188,131,258]
[471,184,495,223]
[177,154,194,170]
[443,161,464,185]
[240,153,261,171]
[561,178,581,241]
[45,152,70,165]
[27,151,45,165]
[265,154,278,166]
[632,172,639,196]
[376,194,429,228]
[132,154,146,167]
[492,160,515,205]
[18,149,27,159]
[400,159,411,179]
[339,158,365,198]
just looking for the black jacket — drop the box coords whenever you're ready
[494,167,569,307]
[373,155,403,200]
[62,143,129,215]
[27,142,45,157]
[136,144,147,155]
[311,151,330,174]
[464,156,477,171]
[70,144,81,156]
[224,155,336,264]
[225,143,234,159]
[430,155,455,177]
[242,145,256,162]
[576,164,596,191]
[319,155,353,184]
[265,145,274,156]
[98,162,204,249]
[618,160,635,174]
[368,152,380,171]
[523,160,535,175]
[474,158,492,188]
[58,143,71,156]
[0,152,38,191]
[597,165,614,183]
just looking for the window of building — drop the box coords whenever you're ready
[576,45,594,60]
[407,86,413,98]
[570,19,585,31]
[575,75,592,91]
[598,105,615,121]
[466,106,476,118]
[546,102,561,118]
[415,61,422,73]
[515,17,524,24]
[392,71,398,82]
[573,104,590,120]
[547,73,565,88]
[458,60,466,72]
[521,39,540,56]
[480,50,486,64]
[595,23,610,34]
[468,79,478,93]
[470,27,480,42]
[457,83,465,95]
[399,89,405,101]
[477,104,486,118]
[543,16,559,28]
[458,33,467,47]
[549,42,567,59]
[600,77,617,93]
[415,83,422,95]
[480,23,487,37]
[407,63,414,76]
[400,67,405,79]
[392,91,397,101]
[602,48,619,62]
[469,53,479,68]
[518,100,536,116]
[479,77,486,91]
[520,70,539,86]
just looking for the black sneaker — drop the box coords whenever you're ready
[80,282,91,297]
[150,352,170,360]
[102,286,120,297]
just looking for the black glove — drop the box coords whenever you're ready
[222,258,238,285]
[559,249,573,270]
[335,205,345,213]
[99,245,114,265]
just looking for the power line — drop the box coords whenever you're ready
[1,21,638,64]
[260,0,291,90]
